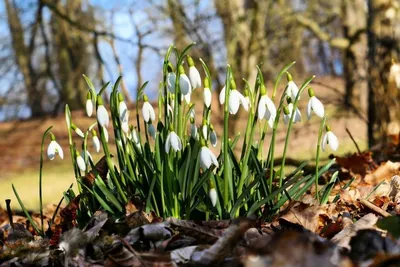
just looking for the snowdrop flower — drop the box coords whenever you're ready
[179,65,192,96]
[202,119,208,140]
[86,91,93,117]
[183,91,191,104]
[199,140,219,170]
[220,79,248,115]
[210,124,217,147]
[390,62,400,89]
[47,133,64,160]
[167,104,173,118]
[283,100,301,125]
[71,123,84,138]
[286,72,299,100]
[307,87,325,120]
[76,151,86,172]
[322,125,339,152]
[96,95,109,128]
[142,95,155,123]
[187,55,201,89]
[257,85,276,128]
[209,187,217,207]
[203,77,212,108]
[118,93,129,133]
[242,89,251,111]
[167,64,176,93]
[148,122,156,140]
[190,118,198,138]
[91,129,101,153]
[165,128,182,153]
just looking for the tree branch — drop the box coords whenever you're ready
[295,13,350,49]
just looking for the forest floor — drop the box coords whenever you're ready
[0,76,367,210]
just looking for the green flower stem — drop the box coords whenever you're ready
[278,76,315,196]
[223,66,232,208]
[315,115,327,202]
[39,126,53,234]
[65,105,81,193]
[272,61,296,101]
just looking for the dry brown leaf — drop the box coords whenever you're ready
[331,213,378,249]
[279,203,326,233]
[364,161,400,185]
[335,151,378,177]
[169,218,223,244]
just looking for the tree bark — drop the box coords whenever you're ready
[367,0,400,147]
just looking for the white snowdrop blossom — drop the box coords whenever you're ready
[228,89,248,115]
[47,134,64,160]
[71,124,85,138]
[188,56,201,89]
[92,130,100,153]
[204,87,212,108]
[76,152,86,172]
[96,96,109,128]
[210,126,217,147]
[86,91,93,117]
[167,71,177,93]
[165,130,182,153]
[322,126,339,152]
[183,91,191,104]
[118,93,129,132]
[283,103,301,125]
[199,144,219,170]
[179,65,192,96]
[167,104,173,118]
[189,104,195,118]
[219,86,226,105]
[257,85,276,126]
[202,120,208,140]
[209,188,217,207]
[306,88,325,120]
[286,73,299,100]
[148,123,156,140]
[142,95,156,123]
[190,123,198,139]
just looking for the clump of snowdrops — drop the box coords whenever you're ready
[13,44,340,234]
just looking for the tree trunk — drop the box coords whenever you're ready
[367,0,400,147]
[4,0,45,117]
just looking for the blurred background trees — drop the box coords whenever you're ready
[0,0,399,147]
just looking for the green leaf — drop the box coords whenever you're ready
[376,216,400,238]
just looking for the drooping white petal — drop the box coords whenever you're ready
[76,155,86,172]
[183,92,191,104]
[93,136,100,153]
[191,123,198,138]
[165,133,171,153]
[189,107,195,118]
[97,105,109,128]
[121,121,129,133]
[288,81,299,100]
[239,94,249,112]
[210,130,217,147]
[119,101,128,122]
[167,105,173,117]
[294,107,302,123]
[86,99,93,117]
[199,146,219,169]
[307,99,313,120]
[310,96,325,118]
[167,72,176,93]
[327,131,339,151]
[189,66,201,89]
[258,97,267,121]
[142,102,156,123]
[321,132,328,152]
[170,132,182,152]
[258,95,275,121]
[228,90,241,115]
[204,88,212,108]
[202,124,208,140]
[209,188,217,207]
[75,128,85,138]
[47,141,64,160]
[148,123,156,140]
[179,74,192,95]
[219,86,225,105]
[284,103,301,125]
